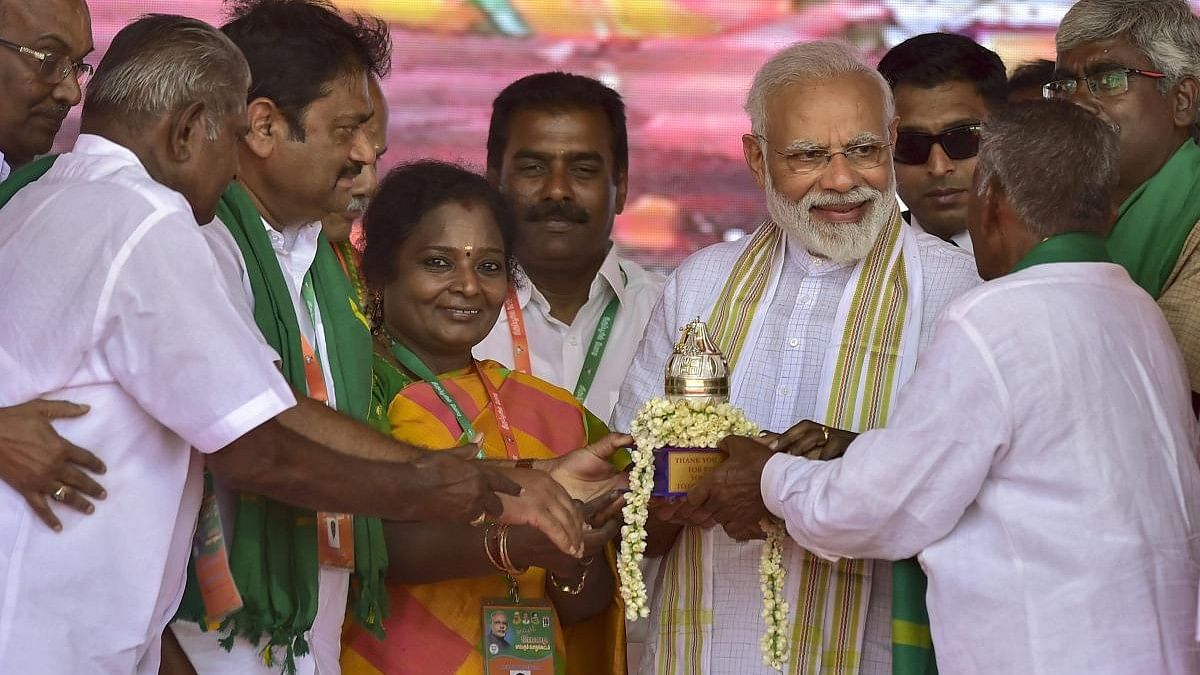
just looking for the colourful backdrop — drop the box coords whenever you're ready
[72,1,1124,270]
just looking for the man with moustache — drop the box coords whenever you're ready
[693,100,1200,675]
[1051,0,1200,409]
[474,72,664,424]
[612,41,979,674]
[0,0,113,534]
[168,3,613,673]
[877,32,1008,252]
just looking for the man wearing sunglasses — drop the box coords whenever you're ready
[1054,0,1200,410]
[878,32,1008,252]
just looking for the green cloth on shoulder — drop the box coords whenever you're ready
[1108,139,1200,298]
[0,155,57,207]
[1011,232,1113,274]
[175,183,385,673]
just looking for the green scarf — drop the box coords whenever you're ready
[1013,232,1113,274]
[0,154,57,204]
[1108,139,1200,298]
[175,183,386,673]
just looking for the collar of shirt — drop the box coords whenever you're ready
[0,149,9,182]
[72,133,145,167]
[260,216,322,280]
[512,243,627,316]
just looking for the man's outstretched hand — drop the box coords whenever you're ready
[0,400,106,531]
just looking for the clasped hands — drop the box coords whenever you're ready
[426,432,631,558]
[651,420,855,541]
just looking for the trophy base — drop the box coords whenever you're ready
[651,446,726,498]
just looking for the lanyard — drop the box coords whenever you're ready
[299,274,329,404]
[504,266,624,403]
[386,337,520,460]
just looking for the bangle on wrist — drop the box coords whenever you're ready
[497,525,528,575]
[549,566,589,595]
[514,458,534,469]
[483,523,506,572]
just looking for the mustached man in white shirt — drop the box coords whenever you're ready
[0,16,550,674]
[474,72,664,425]
[0,0,117,535]
[695,101,1200,674]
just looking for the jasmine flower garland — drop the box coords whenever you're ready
[618,397,788,669]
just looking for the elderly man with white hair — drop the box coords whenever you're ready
[612,41,979,674]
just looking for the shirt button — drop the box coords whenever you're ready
[568,336,579,346]
[779,385,790,396]
[788,338,799,347]
[798,295,812,305]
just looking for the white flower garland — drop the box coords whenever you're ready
[618,397,789,670]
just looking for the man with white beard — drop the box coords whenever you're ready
[612,41,980,674]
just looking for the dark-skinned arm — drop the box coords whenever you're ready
[276,390,421,462]
[208,418,586,556]
[158,626,197,675]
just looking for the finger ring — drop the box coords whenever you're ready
[821,425,830,443]
[51,485,70,503]
[469,511,488,527]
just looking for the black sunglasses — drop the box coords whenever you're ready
[893,123,983,165]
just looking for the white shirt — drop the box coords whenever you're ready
[763,261,1200,674]
[0,150,9,182]
[0,134,295,674]
[474,245,664,422]
[614,230,980,674]
[910,212,973,252]
[173,214,348,675]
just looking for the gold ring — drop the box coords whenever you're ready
[821,425,830,443]
[51,485,70,503]
[469,511,488,527]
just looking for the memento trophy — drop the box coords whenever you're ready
[651,319,735,496]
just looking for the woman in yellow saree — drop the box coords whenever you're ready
[341,161,626,675]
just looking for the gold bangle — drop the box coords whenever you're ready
[549,567,589,595]
[497,525,528,575]
[483,523,505,572]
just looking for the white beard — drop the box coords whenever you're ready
[764,171,895,264]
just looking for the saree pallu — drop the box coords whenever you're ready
[342,357,625,674]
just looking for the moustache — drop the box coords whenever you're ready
[345,195,369,213]
[523,201,589,224]
[338,163,365,181]
[803,185,882,208]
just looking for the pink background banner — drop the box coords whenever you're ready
[72,1,1140,270]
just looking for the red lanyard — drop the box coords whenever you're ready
[474,361,521,461]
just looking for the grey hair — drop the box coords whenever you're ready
[975,101,1118,238]
[84,14,250,140]
[1057,0,1200,92]
[745,41,895,137]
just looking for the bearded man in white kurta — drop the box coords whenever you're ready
[612,42,979,675]
[696,101,1200,674]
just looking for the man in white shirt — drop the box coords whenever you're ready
[612,42,980,674]
[878,32,1009,253]
[0,16,541,674]
[170,5,618,673]
[474,72,664,424]
[696,101,1200,674]
[0,0,112,533]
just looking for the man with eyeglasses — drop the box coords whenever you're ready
[1052,0,1200,411]
[0,0,116,537]
[613,41,980,674]
[691,99,1200,675]
[878,32,1008,252]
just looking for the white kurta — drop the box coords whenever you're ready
[172,217,349,675]
[613,229,980,674]
[763,261,1200,674]
[474,245,664,422]
[0,135,295,673]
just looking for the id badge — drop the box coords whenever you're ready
[193,484,242,627]
[317,512,355,570]
[480,600,556,674]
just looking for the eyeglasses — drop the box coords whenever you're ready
[754,134,891,175]
[1042,67,1166,100]
[893,123,982,165]
[0,37,93,86]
